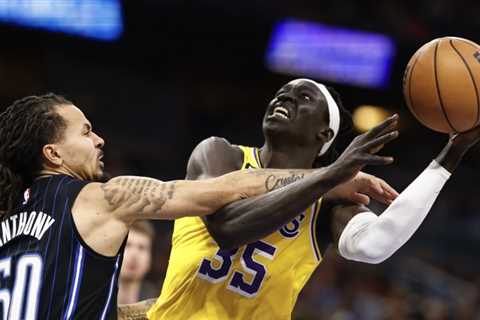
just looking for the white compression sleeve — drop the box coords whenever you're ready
[338,160,451,264]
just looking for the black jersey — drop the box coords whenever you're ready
[0,175,126,320]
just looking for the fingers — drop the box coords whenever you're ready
[369,188,394,205]
[356,177,397,205]
[353,173,398,204]
[364,114,399,140]
[379,180,399,198]
[361,131,399,153]
[361,174,398,204]
[360,154,394,166]
[350,192,371,205]
[369,144,384,155]
[369,180,384,195]
[365,179,390,204]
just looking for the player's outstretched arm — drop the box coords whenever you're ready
[72,165,331,256]
[88,168,322,222]
[333,127,480,264]
[199,115,399,249]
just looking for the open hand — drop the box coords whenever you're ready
[326,171,399,205]
[329,114,399,185]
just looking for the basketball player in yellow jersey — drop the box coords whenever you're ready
[147,78,480,320]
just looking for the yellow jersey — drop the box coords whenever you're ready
[148,146,324,320]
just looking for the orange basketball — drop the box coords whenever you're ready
[403,37,480,133]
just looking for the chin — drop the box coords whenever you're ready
[91,169,107,182]
[263,121,293,137]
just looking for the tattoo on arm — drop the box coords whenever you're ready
[264,172,305,191]
[117,298,157,320]
[100,177,177,214]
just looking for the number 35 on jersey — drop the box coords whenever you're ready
[197,240,277,298]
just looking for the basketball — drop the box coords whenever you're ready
[403,37,480,133]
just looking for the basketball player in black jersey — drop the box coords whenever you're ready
[0,93,400,319]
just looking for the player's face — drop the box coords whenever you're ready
[120,230,152,281]
[54,104,105,181]
[263,79,331,146]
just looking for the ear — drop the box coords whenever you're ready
[42,144,63,167]
[316,128,334,144]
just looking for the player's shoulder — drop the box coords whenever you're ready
[195,136,241,154]
[42,174,89,200]
[73,182,109,212]
[187,136,244,179]
[73,179,134,223]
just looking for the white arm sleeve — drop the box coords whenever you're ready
[338,160,451,264]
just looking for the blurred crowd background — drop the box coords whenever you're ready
[0,1,479,319]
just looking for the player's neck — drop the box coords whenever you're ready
[117,279,142,305]
[259,143,317,169]
[39,166,80,180]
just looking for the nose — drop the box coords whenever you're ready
[93,132,105,149]
[277,92,295,103]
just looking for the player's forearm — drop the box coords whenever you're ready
[178,168,317,217]
[219,168,316,199]
[339,135,477,263]
[100,176,225,220]
[108,169,315,220]
[338,160,451,264]
[102,168,332,221]
[205,167,343,249]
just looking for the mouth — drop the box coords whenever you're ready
[267,103,292,121]
[98,152,105,168]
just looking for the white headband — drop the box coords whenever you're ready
[297,79,341,155]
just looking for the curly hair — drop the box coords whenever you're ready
[0,93,71,220]
[313,86,353,168]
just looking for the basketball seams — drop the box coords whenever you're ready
[406,37,480,133]
[434,40,458,132]
[449,39,480,127]
[406,51,422,120]
[457,38,478,51]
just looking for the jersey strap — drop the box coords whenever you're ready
[309,199,323,262]
[238,145,262,169]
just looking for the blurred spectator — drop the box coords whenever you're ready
[118,221,158,304]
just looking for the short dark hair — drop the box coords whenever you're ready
[0,93,71,220]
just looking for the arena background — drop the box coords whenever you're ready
[0,1,479,319]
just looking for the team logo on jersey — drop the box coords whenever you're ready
[22,188,31,205]
[279,213,305,238]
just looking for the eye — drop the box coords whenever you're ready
[302,93,312,101]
